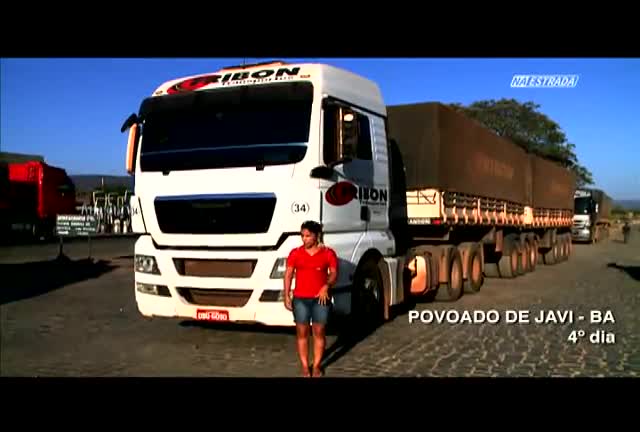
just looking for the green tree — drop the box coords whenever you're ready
[448,98,594,187]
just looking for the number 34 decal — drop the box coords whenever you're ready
[291,201,309,214]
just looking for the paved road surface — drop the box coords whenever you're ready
[1,232,639,377]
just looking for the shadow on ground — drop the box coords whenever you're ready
[320,316,389,372]
[0,256,117,305]
[607,262,640,282]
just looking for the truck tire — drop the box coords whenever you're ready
[543,242,557,265]
[463,243,483,294]
[560,234,570,261]
[557,236,565,262]
[529,239,538,272]
[498,236,519,278]
[520,240,532,274]
[352,256,386,330]
[436,247,464,302]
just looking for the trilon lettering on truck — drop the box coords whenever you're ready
[121,60,576,329]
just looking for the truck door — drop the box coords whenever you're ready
[317,99,374,235]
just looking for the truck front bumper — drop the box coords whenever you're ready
[571,227,592,241]
[132,235,298,327]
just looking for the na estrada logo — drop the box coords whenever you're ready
[511,74,579,88]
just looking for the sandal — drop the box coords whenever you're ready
[302,366,311,377]
[311,367,324,377]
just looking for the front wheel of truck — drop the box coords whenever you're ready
[351,256,385,333]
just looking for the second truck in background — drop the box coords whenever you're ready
[0,160,77,241]
[572,188,612,243]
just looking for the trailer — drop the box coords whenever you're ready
[572,188,612,242]
[121,61,576,328]
[386,102,574,300]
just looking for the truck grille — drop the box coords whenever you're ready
[174,258,257,278]
[154,193,276,234]
[177,288,253,307]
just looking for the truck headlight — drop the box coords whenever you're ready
[135,254,160,274]
[270,258,287,279]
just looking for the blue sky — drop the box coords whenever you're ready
[1,58,638,199]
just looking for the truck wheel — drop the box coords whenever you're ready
[498,237,519,278]
[529,239,538,272]
[352,257,385,330]
[557,237,566,262]
[520,241,531,274]
[436,247,464,302]
[463,244,483,294]
[561,235,570,261]
[543,243,557,265]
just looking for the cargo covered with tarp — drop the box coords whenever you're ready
[386,102,531,205]
[529,154,576,210]
[589,189,612,221]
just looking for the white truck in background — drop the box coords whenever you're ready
[572,188,612,243]
[122,60,575,329]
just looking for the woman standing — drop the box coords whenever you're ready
[283,221,338,377]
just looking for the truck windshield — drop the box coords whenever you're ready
[574,197,592,214]
[137,81,313,172]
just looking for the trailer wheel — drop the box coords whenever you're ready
[498,236,519,278]
[436,248,464,302]
[560,235,569,261]
[565,235,571,259]
[352,256,385,330]
[520,241,531,274]
[463,244,483,294]
[543,242,557,265]
[529,239,538,272]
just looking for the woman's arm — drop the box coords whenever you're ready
[284,265,295,299]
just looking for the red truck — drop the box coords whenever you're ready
[0,160,77,241]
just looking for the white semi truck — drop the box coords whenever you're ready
[122,60,575,328]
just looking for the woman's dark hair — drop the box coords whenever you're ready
[301,220,322,237]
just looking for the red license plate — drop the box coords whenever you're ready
[196,309,229,321]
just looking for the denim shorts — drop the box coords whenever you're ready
[292,297,331,325]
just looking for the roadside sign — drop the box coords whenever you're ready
[55,214,98,237]
[55,214,98,260]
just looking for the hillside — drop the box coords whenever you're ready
[614,200,640,211]
[70,175,133,193]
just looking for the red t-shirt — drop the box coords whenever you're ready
[287,245,338,299]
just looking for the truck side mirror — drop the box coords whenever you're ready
[121,113,139,133]
[126,123,140,175]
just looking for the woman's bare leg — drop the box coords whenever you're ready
[311,324,326,376]
[296,324,311,376]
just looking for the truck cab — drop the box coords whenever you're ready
[123,61,396,326]
[572,188,610,243]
